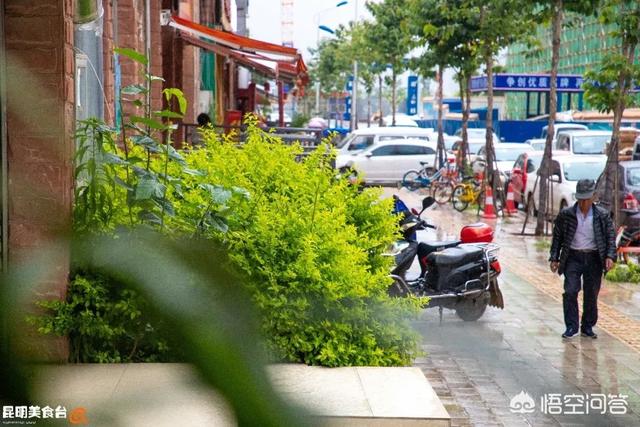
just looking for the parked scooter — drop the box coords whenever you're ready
[387,195,504,322]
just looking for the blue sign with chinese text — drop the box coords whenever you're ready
[470,73,640,93]
[344,75,354,121]
[407,75,418,116]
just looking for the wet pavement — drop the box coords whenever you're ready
[381,187,640,426]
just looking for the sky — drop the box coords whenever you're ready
[246,0,458,97]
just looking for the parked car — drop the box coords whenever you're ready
[540,123,588,141]
[473,143,534,177]
[454,128,501,144]
[450,140,485,162]
[531,155,607,217]
[595,160,640,213]
[335,139,442,184]
[510,150,571,206]
[336,127,434,155]
[381,114,419,127]
[555,130,612,155]
[525,138,546,151]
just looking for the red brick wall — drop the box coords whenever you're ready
[4,0,75,360]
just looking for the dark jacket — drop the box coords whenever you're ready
[549,203,616,275]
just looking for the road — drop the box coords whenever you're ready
[382,187,640,427]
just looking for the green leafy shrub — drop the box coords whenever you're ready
[29,272,173,362]
[34,48,422,366]
[180,116,423,366]
[605,262,640,283]
[290,113,310,128]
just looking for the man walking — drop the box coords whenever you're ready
[549,179,616,339]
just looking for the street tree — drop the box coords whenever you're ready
[406,0,468,168]
[365,0,412,126]
[584,0,640,226]
[531,0,600,235]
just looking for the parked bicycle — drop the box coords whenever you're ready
[451,176,484,213]
[402,162,456,205]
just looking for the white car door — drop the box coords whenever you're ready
[356,145,396,182]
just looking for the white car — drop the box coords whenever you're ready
[381,114,419,127]
[473,143,534,177]
[336,127,435,155]
[336,139,441,184]
[541,123,588,141]
[555,130,612,155]
[531,155,607,216]
[525,138,546,151]
[454,128,501,144]
[511,150,572,207]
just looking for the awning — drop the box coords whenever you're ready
[170,15,308,87]
[170,15,297,60]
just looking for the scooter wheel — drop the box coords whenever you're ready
[455,296,488,321]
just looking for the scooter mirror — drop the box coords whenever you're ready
[422,197,436,210]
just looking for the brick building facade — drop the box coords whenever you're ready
[3,0,75,359]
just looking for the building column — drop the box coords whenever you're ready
[4,0,75,360]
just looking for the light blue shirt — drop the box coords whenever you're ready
[571,206,596,250]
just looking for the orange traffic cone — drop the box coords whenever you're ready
[504,182,518,216]
[482,185,498,219]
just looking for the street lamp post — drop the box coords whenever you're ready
[351,0,359,131]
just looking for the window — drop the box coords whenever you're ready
[563,161,606,181]
[396,145,435,155]
[572,135,609,154]
[348,135,375,151]
[378,135,406,141]
[371,146,396,156]
[627,168,640,186]
[526,159,536,174]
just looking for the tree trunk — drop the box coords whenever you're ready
[367,90,372,128]
[436,64,445,168]
[378,74,384,127]
[536,0,563,236]
[464,74,472,168]
[602,39,636,227]
[459,73,470,169]
[392,69,397,126]
[485,54,496,188]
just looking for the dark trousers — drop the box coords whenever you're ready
[562,250,602,332]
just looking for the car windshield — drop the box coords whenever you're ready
[336,133,355,149]
[563,161,606,181]
[627,168,640,186]
[531,142,545,150]
[495,147,526,162]
[572,135,610,154]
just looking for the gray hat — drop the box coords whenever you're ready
[575,179,596,200]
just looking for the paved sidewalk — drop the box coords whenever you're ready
[383,188,640,427]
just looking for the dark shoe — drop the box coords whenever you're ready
[562,329,578,339]
[581,328,598,339]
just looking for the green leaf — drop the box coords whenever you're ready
[155,109,184,119]
[103,153,126,165]
[131,116,167,131]
[183,168,207,177]
[135,176,165,200]
[163,88,187,115]
[114,176,134,191]
[130,135,160,152]
[122,84,147,95]
[114,47,149,65]
[199,184,232,204]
